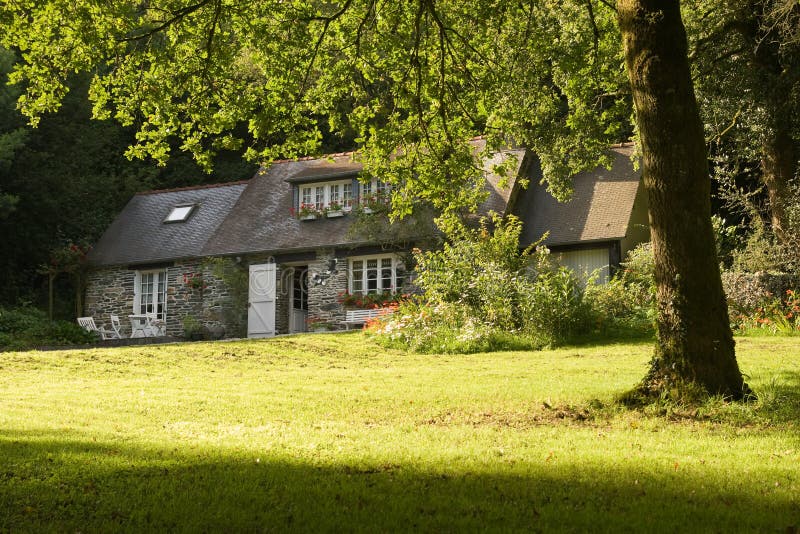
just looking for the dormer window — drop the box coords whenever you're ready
[292,176,391,220]
[164,204,197,223]
[299,179,356,213]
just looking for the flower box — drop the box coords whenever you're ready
[299,214,317,221]
[326,210,344,218]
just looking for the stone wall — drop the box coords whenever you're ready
[85,259,229,338]
[85,248,415,338]
[167,260,205,336]
[722,271,800,311]
[306,249,349,326]
[84,266,136,334]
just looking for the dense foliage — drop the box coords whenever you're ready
[371,216,597,352]
[0,48,257,313]
[0,306,96,351]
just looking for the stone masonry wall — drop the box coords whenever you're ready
[85,259,244,338]
[307,249,349,327]
[85,249,413,338]
[167,260,205,336]
[84,266,136,335]
[722,271,800,311]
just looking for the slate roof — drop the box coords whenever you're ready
[202,155,363,257]
[202,141,526,257]
[89,181,248,266]
[89,143,641,267]
[513,145,642,247]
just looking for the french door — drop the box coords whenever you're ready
[135,270,168,320]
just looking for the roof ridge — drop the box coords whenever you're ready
[136,180,250,196]
[269,149,359,165]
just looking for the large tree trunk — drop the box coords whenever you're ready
[618,0,749,399]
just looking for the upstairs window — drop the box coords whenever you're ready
[342,183,354,208]
[296,178,391,215]
[299,179,354,212]
[164,204,197,223]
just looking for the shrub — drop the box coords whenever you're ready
[518,263,594,346]
[730,289,800,335]
[370,215,595,353]
[0,306,96,351]
[583,244,656,338]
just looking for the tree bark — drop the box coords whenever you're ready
[618,0,749,399]
[745,2,799,244]
[761,126,797,243]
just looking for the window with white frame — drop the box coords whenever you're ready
[348,254,403,295]
[359,178,391,208]
[298,178,392,214]
[134,269,168,320]
[299,179,354,212]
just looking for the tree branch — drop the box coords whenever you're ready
[119,0,216,42]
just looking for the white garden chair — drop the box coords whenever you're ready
[109,314,124,339]
[77,317,119,340]
[146,313,166,336]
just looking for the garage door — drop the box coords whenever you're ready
[556,248,610,284]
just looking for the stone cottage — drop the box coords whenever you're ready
[84,141,649,338]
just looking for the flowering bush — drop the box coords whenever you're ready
[337,290,408,309]
[357,192,391,213]
[368,215,595,353]
[731,289,800,334]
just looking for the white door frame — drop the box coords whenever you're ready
[248,263,276,338]
[289,266,309,334]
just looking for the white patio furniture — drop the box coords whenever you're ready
[343,307,395,330]
[146,313,166,336]
[109,314,125,338]
[77,317,119,340]
[129,314,166,338]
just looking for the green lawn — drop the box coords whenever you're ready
[1,334,798,532]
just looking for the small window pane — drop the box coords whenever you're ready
[366,259,378,292]
[361,181,372,199]
[351,260,363,293]
[164,205,195,222]
[329,184,340,206]
[343,183,353,208]
[380,258,393,290]
[315,186,325,210]
[301,187,312,206]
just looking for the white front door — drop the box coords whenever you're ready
[248,263,276,338]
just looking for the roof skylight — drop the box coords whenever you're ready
[164,204,197,223]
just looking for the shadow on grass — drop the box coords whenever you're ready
[1,430,797,532]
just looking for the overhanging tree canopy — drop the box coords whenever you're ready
[0,0,750,398]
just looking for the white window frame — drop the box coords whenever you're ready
[358,178,392,207]
[164,204,197,223]
[299,179,354,212]
[348,254,402,295]
[134,269,168,320]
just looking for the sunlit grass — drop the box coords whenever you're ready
[1,334,798,531]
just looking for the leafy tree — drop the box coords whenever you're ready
[0,1,750,398]
[0,51,256,310]
[685,0,800,243]
[0,47,26,218]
